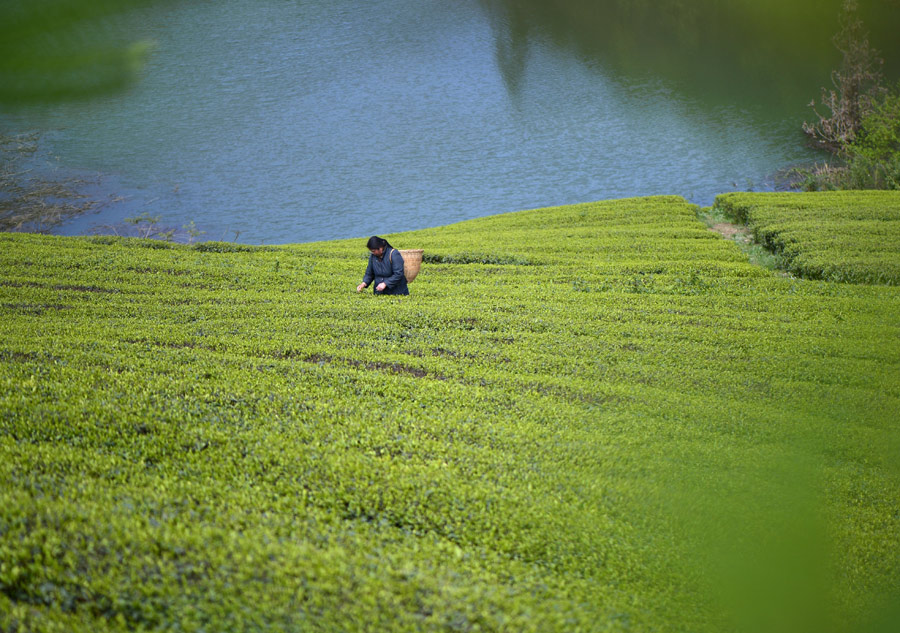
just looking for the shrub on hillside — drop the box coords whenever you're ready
[799,1,899,190]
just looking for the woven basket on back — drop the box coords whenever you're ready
[398,249,423,283]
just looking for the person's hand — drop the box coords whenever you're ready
[356,283,367,293]
[376,282,387,292]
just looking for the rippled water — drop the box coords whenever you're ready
[3,0,841,244]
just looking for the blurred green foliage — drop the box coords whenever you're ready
[0,0,167,105]
[799,2,900,190]
[842,88,900,188]
[2,195,899,631]
[481,0,899,105]
[855,89,900,162]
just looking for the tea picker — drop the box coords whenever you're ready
[356,235,422,295]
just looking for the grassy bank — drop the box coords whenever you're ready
[2,195,899,632]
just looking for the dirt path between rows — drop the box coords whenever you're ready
[709,222,751,242]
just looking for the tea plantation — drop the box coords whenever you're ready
[2,194,899,632]
[715,191,900,285]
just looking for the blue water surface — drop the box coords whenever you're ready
[4,0,824,244]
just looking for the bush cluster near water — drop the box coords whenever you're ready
[2,195,899,632]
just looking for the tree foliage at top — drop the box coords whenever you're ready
[803,0,886,152]
[799,0,900,190]
[0,0,169,106]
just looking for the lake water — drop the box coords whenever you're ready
[5,0,895,245]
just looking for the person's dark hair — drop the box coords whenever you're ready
[366,236,391,250]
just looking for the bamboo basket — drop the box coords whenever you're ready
[398,249,423,283]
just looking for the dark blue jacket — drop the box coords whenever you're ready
[362,247,409,295]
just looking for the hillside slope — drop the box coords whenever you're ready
[2,195,899,632]
[715,191,900,285]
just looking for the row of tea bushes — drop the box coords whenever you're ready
[2,196,899,632]
[714,191,900,284]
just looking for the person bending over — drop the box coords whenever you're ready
[356,235,409,295]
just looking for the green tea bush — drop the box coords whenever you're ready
[714,190,900,284]
[192,241,272,254]
[2,196,899,632]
